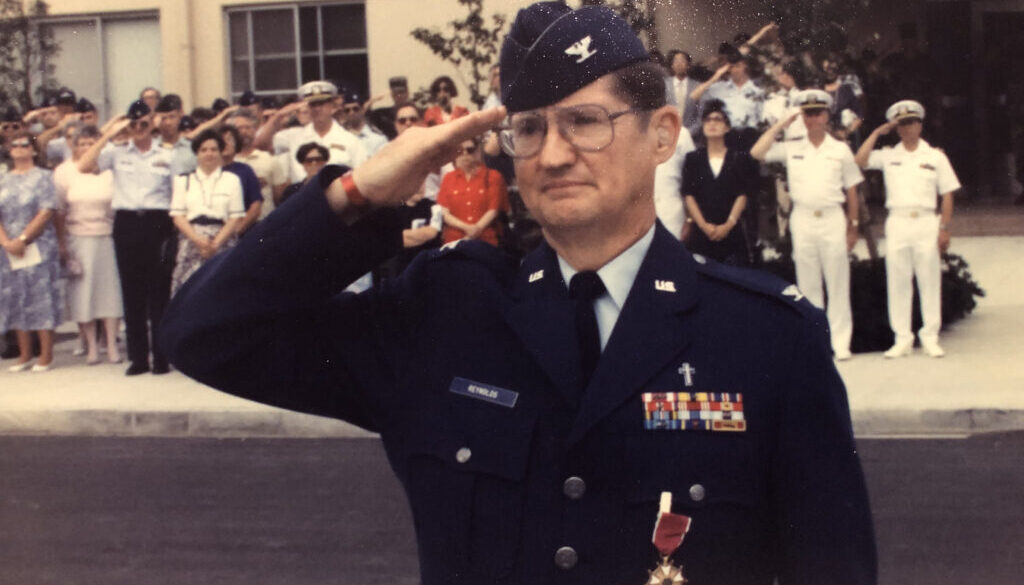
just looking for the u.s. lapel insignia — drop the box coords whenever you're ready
[655,280,676,293]
[782,284,804,302]
[565,35,598,63]
[529,269,544,283]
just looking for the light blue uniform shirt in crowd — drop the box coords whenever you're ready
[557,224,655,351]
[702,78,765,129]
[98,141,178,210]
[165,136,197,177]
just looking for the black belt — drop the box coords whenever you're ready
[116,209,168,217]
[190,216,224,226]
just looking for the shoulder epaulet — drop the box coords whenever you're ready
[421,239,517,279]
[691,253,823,323]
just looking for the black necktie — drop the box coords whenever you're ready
[569,271,606,393]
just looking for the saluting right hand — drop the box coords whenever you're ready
[329,107,506,211]
[875,121,897,136]
[712,63,731,81]
[107,116,131,137]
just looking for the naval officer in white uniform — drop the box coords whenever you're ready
[751,89,863,360]
[855,100,960,358]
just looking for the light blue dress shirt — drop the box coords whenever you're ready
[98,141,177,210]
[557,224,656,351]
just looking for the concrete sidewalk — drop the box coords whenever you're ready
[2,236,1022,439]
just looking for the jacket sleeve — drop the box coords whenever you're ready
[159,164,405,431]
[773,318,878,585]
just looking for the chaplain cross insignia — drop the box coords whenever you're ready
[678,362,696,387]
[565,35,598,63]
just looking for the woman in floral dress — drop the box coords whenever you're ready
[0,131,62,372]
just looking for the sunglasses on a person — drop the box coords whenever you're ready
[9,139,32,148]
[397,116,420,124]
[1,123,22,132]
[456,145,477,155]
[703,114,727,123]
[302,155,326,164]
[343,105,361,113]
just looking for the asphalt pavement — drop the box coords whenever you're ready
[1,233,1022,439]
[2,434,1021,585]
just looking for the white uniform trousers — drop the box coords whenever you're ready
[885,209,942,346]
[790,205,852,354]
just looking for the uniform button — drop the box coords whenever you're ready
[554,546,578,570]
[563,476,586,500]
[455,447,472,464]
[689,483,706,502]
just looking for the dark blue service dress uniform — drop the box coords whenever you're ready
[161,166,876,585]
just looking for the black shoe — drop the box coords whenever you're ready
[151,362,171,375]
[125,362,150,376]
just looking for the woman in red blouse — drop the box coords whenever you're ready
[422,76,469,127]
[436,137,508,247]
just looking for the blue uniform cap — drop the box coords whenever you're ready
[211,98,230,113]
[55,87,77,106]
[75,98,96,113]
[500,2,649,113]
[126,99,151,120]
[239,90,258,106]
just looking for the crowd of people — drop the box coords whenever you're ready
[0,17,958,374]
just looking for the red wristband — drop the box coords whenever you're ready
[340,171,368,207]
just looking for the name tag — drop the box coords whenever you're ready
[791,154,805,160]
[116,160,134,172]
[449,377,519,408]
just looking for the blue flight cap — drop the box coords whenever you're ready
[500,2,648,112]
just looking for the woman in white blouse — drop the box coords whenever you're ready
[54,124,123,364]
[169,129,244,295]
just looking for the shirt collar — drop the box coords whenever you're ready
[195,167,221,182]
[897,138,930,155]
[557,223,656,311]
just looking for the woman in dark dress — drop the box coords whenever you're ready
[682,99,758,266]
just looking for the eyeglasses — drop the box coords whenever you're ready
[302,156,326,164]
[1,123,22,132]
[498,104,643,159]
[129,120,150,130]
[456,145,478,155]
[897,118,920,126]
[9,139,32,148]
[396,116,420,124]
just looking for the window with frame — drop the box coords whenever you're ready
[227,2,368,103]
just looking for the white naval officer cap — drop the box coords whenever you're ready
[886,99,925,122]
[793,89,833,111]
[298,80,338,104]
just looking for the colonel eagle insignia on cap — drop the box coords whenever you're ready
[565,35,598,63]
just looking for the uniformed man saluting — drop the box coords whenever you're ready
[161,3,876,584]
[751,89,865,361]
[855,100,960,358]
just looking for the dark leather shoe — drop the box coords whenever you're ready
[151,362,171,375]
[125,362,150,376]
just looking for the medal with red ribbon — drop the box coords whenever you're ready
[646,492,691,585]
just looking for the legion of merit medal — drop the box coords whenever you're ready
[646,491,692,585]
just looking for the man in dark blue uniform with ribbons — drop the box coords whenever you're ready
[161,3,877,584]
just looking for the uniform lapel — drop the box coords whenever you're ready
[568,224,700,445]
[502,242,583,404]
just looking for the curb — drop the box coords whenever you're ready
[0,410,377,438]
[1,408,1023,438]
